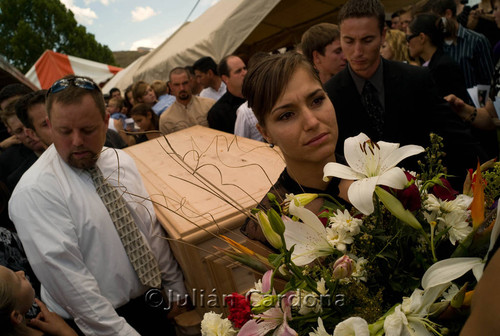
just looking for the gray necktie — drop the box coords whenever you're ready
[361,80,384,139]
[88,166,162,289]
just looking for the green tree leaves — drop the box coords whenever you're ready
[0,0,116,73]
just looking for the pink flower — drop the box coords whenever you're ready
[332,255,353,279]
[238,292,298,336]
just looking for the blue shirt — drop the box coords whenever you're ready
[152,94,176,116]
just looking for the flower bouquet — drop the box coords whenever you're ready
[201,133,500,336]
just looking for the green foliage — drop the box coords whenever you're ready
[484,162,500,207]
[0,0,116,73]
[418,133,446,182]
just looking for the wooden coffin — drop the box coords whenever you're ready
[124,125,284,315]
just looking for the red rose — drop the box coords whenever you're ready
[396,171,421,211]
[225,292,252,328]
[317,209,329,227]
[432,178,458,201]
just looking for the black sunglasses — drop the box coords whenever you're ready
[406,33,419,43]
[47,77,100,96]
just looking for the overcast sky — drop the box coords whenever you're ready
[59,0,219,51]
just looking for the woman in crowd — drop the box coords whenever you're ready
[407,13,470,102]
[123,84,135,114]
[380,29,411,63]
[131,81,157,108]
[0,265,77,336]
[408,12,497,158]
[129,103,161,144]
[240,52,350,245]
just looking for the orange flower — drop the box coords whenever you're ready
[470,161,485,229]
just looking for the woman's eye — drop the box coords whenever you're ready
[278,111,293,121]
[312,96,325,107]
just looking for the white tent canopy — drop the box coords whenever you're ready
[103,0,279,93]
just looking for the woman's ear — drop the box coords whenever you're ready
[256,123,272,144]
[10,310,23,326]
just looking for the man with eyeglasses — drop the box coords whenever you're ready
[9,75,188,336]
[323,0,487,189]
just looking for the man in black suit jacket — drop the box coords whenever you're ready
[324,0,485,186]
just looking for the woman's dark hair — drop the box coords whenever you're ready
[124,84,134,112]
[130,103,159,130]
[242,52,320,127]
[409,13,445,48]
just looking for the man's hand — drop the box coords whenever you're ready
[28,299,78,336]
[167,301,192,320]
[0,135,21,150]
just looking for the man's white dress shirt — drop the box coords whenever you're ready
[199,81,226,101]
[9,145,187,336]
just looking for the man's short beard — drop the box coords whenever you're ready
[68,151,100,169]
[178,92,190,101]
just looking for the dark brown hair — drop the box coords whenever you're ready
[242,52,320,127]
[130,103,159,130]
[301,23,340,64]
[131,80,149,103]
[338,0,386,33]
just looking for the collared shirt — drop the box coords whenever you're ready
[348,59,385,110]
[159,95,215,134]
[153,94,176,116]
[9,145,187,336]
[234,102,264,142]
[442,24,494,88]
[200,81,226,101]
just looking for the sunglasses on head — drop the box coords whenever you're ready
[47,77,99,96]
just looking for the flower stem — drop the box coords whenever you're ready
[430,221,438,263]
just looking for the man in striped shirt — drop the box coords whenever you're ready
[431,0,494,90]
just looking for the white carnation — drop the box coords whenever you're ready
[441,210,473,245]
[440,194,472,212]
[326,227,353,252]
[201,312,237,336]
[423,194,441,212]
[329,209,362,235]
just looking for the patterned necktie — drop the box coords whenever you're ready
[361,80,384,139]
[88,166,162,289]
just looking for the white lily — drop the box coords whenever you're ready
[333,317,370,336]
[323,133,424,215]
[384,283,450,336]
[283,201,337,265]
[422,206,500,290]
[421,257,485,289]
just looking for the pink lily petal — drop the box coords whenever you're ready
[262,270,273,293]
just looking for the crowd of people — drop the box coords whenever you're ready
[0,0,500,334]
